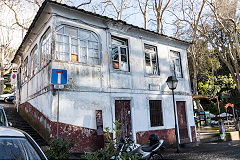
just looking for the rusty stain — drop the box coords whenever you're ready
[20,102,101,153]
[136,129,176,145]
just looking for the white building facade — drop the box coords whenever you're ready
[13,1,196,152]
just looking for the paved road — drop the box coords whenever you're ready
[162,141,240,160]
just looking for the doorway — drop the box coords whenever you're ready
[176,101,190,143]
[115,100,132,139]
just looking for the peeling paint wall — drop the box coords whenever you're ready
[16,2,196,152]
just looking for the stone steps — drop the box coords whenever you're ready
[4,106,48,147]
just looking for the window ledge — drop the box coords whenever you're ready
[176,77,184,81]
[144,74,161,78]
[149,126,166,131]
[111,69,131,75]
[53,60,101,68]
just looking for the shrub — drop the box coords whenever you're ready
[82,121,140,160]
[45,138,74,159]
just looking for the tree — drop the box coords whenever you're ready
[167,0,206,96]
[0,0,93,31]
[100,0,133,20]
[152,0,171,34]
[138,0,150,29]
[198,0,240,92]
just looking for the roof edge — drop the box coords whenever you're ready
[12,0,191,63]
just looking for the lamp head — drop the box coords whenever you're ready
[166,76,178,90]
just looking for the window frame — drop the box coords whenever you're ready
[111,36,130,72]
[169,50,183,78]
[144,44,160,75]
[40,28,52,68]
[22,56,29,84]
[30,45,38,77]
[149,100,164,127]
[55,25,101,65]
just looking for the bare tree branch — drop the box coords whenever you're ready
[77,0,92,8]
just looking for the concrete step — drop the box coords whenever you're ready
[4,106,48,147]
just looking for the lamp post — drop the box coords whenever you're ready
[166,76,180,152]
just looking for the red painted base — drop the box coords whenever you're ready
[20,102,196,152]
[136,126,196,145]
[191,126,196,142]
[20,102,99,152]
[136,129,176,145]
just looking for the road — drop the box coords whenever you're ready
[162,141,240,160]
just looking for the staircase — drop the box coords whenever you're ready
[3,105,48,147]
[197,126,220,143]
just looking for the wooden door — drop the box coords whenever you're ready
[115,100,132,139]
[177,101,190,143]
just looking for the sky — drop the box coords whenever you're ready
[0,0,180,50]
[0,1,37,49]
[0,0,212,51]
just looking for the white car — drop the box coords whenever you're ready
[0,93,15,102]
[0,126,48,159]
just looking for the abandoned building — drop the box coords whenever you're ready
[12,0,196,152]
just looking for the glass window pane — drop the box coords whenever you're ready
[121,55,127,62]
[88,57,94,65]
[56,42,62,51]
[80,55,87,63]
[64,43,69,52]
[80,40,87,47]
[71,46,78,54]
[88,48,94,57]
[112,38,126,45]
[0,138,41,160]
[93,49,99,58]
[120,47,127,55]
[65,26,78,37]
[170,51,182,77]
[63,36,69,43]
[57,34,63,42]
[89,41,98,49]
[78,30,90,39]
[90,33,98,41]
[63,53,70,61]
[175,59,180,66]
[145,45,159,75]
[80,47,87,56]
[0,110,6,126]
[151,53,156,61]
[94,58,99,65]
[57,27,64,34]
[71,38,78,45]
[145,45,155,52]
[146,59,151,66]
[145,52,151,66]
[112,46,119,61]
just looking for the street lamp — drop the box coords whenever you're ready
[166,76,180,152]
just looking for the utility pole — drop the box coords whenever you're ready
[0,45,4,94]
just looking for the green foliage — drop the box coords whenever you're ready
[45,138,75,160]
[198,73,238,114]
[3,82,15,94]
[82,121,140,160]
[198,73,236,97]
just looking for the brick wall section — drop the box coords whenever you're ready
[50,122,98,152]
[191,126,196,142]
[20,102,99,152]
[136,128,176,145]
[20,102,51,141]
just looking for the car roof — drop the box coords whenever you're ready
[0,127,25,137]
